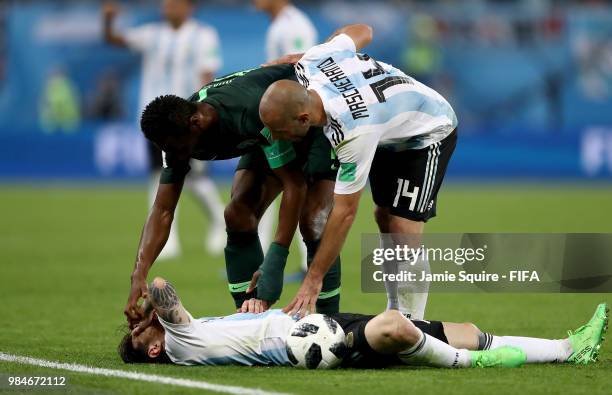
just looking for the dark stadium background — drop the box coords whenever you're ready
[1,0,611,180]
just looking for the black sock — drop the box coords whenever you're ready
[305,239,341,314]
[225,231,262,308]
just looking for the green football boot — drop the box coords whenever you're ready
[567,302,609,365]
[469,346,526,368]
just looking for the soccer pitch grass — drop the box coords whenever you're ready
[1,183,611,395]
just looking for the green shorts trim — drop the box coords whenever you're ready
[228,281,251,293]
[318,287,341,300]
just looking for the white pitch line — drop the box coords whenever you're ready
[0,352,292,395]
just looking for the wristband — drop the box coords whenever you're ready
[256,242,289,302]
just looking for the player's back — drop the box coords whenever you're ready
[296,34,457,150]
[188,65,296,141]
[159,309,295,366]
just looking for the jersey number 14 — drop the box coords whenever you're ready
[393,178,419,210]
[357,54,413,103]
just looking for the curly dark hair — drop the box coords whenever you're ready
[140,95,197,145]
[117,331,172,364]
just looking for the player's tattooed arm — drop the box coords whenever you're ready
[148,277,191,325]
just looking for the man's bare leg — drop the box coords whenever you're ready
[374,207,429,319]
[299,179,340,314]
[224,169,282,308]
[364,310,471,367]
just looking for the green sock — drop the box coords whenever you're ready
[305,239,341,314]
[225,231,263,308]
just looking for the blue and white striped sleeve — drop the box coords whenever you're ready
[300,34,356,64]
[333,132,380,195]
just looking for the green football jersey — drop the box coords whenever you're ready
[160,65,297,184]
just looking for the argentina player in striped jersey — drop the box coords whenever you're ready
[259,24,458,319]
[118,277,607,369]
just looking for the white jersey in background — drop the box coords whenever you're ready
[266,4,317,61]
[125,19,222,112]
[159,309,295,366]
[295,34,458,195]
[261,4,317,266]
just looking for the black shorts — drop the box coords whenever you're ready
[329,312,448,369]
[236,129,337,184]
[369,130,457,222]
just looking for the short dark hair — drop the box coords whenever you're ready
[140,95,196,144]
[117,332,172,364]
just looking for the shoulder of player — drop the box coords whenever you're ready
[281,4,309,22]
[299,36,354,66]
[192,22,219,37]
[277,6,314,32]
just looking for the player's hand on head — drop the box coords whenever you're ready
[239,298,269,314]
[283,277,321,318]
[262,53,304,67]
[124,276,148,328]
[246,270,261,295]
[131,311,156,337]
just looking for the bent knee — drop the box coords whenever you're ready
[388,216,424,234]
[460,322,480,335]
[380,310,420,346]
[224,202,258,231]
[300,205,331,240]
[374,207,391,232]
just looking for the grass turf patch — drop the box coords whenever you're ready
[1,183,611,394]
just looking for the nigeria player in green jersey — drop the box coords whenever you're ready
[124,65,341,328]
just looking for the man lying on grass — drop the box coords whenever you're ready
[119,277,608,369]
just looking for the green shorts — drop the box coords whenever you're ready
[237,129,338,184]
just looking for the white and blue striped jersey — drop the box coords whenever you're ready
[295,34,458,194]
[125,19,222,114]
[265,4,317,62]
[159,309,295,366]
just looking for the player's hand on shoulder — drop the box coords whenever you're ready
[263,53,304,67]
[239,298,270,314]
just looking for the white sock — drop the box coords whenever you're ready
[399,329,471,368]
[396,256,429,320]
[186,176,225,228]
[298,236,308,272]
[382,259,399,310]
[258,200,276,253]
[483,333,573,363]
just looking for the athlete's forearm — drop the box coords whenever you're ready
[132,182,183,279]
[102,12,127,47]
[326,24,373,51]
[148,277,190,324]
[132,206,173,279]
[273,170,307,247]
[140,295,154,317]
[307,192,361,282]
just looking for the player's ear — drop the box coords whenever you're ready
[297,113,309,125]
[148,341,161,359]
[189,113,200,127]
